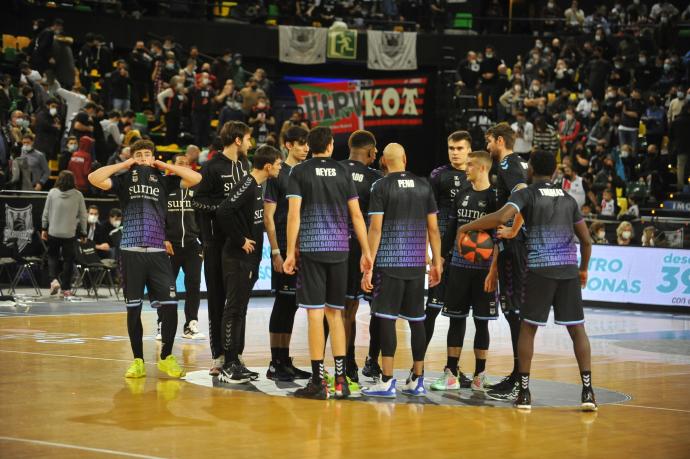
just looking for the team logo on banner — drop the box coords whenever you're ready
[279,26,327,65]
[3,204,33,252]
[328,29,357,60]
[367,30,417,71]
[289,77,426,133]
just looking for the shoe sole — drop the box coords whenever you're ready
[581,402,598,412]
[267,373,295,382]
[430,385,460,391]
[218,375,250,384]
[402,390,426,396]
[486,393,517,402]
[516,404,531,411]
[471,385,486,392]
[361,392,396,398]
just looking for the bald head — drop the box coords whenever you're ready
[382,143,406,173]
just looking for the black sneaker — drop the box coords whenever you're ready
[266,360,295,382]
[581,386,598,412]
[294,379,329,400]
[362,356,382,379]
[218,363,251,384]
[459,371,472,389]
[486,380,519,402]
[346,358,359,383]
[334,376,351,399]
[514,389,531,410]
[485,373,516,392]
[237,356,259,380]
[284,357,311,380]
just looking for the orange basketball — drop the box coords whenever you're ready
[459,230,494,263]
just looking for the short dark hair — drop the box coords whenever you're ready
[219,121,251,147]
[88,205,99,213]
[529,150,557,176]
[55,170,75,192]
[130,139,156,155]
[348,130,376,150]
[108,109,121,119]
[284,126,309,145]
[486,122,515,150]
[122,109,135,118]
[447,130,472,144]
[22,133,35,141]
[173,153,186,163]
[109,208,122,218]
[84,102,98,111]
[252,145,282,170]
[307,126,333,154]
[468,150,492,168]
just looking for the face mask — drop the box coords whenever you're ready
[202,78,209,85]
[585,95,592,101]
[564,174,572,180]
[176,84,183,90]
[49,107,57,116]
[485,53,494,59]
[677,91,685,99]
[531,85,540,92]
[664,64,672,72]
[535,41,543,49]
[621,231,632,239]
[595,35,603,41]
[235,60,242,66]
[565,114,574,121]
[88,215,99,224]
[639,57,647,65]
[110,219,121,228]
[514,85,521,92]
[21,145,31,153]
[547,2,554,7]
[606,92,615,99]
[597,230,606,239]
[166,63,174,70]
[615,63,623,69]
[223,56,231,63]
[68,143,77,152]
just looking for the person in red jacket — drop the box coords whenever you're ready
[557,107,581,157]
[67,136,94,193]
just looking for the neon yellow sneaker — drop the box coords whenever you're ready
[125,358,146,378]
[327,374,360,394]
[157,355,186,378]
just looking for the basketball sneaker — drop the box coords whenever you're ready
[294,379,329,400]
[49,279,60,295]
[157,355,186,378]
[237,355,259,380]
[266,360,294,381]
[471,372,487,391]
[284,357,311,380]
[155,322,162,341]
[218,362,251,384]
[361,378,397,398]
[514,389,531,410]
[581,387,598,412]
[430,367,460,391]
[209,356,224,376]
[346,358,359,383]
[402,376,427,396]
[125,358,146,378]
[182,320,205,339]
[486,373,516,392]
[334,376,351,399]
[486,380,519,402]
[362,356,382,379]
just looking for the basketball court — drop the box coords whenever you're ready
[1,291,689,458]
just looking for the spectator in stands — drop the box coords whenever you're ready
[499,81,524,118]
[85,205,111,257]
[479,45,502,113]
[110,61,132,111]
[69,101,97,141]
[279,109,310,147]
[562,163,597,211]
[67,136,94,194]
[616,221,634,246]
[248,95,275,146]
[19,133,49,191]
[667,87,687,124]
[670,102,690,191]
[511,111,533,158]
[128,40,153,112]
[619,88,645,153]
[542,0,562,35]
[216,79,245,126]
[41,170,87,298]
[240,76,266,115]
[524,78,546,118]
[253,68,272,97]
[211,50,233,91]
[182,59,198,88]
[100,110,122,158]
[634,52,658,93]
[58,136,78,172]
[16,87,36,118]
[576,89,594,120]
[590,221,608,244]
[558,106,581,157]
[564,0,585,32]
[533,117,560,158]
[584,50,611,101]
[600,188,617,217]
[106,146,131,172]
[103,208,123,262]
[30,18,63,73]
[642,96,667,148]
[641,226,657,247]
[230,53,252,89]
[189,72,216,147]
[456,51,480,91]
[620,195,640,220]
[33,98,62,161]
[157,76,188,145]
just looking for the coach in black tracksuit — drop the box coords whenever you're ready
[192,121,251,375]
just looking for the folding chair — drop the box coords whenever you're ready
[2,238,41,296]
[73,240,119,300]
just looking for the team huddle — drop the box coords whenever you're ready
[88,120,597,411]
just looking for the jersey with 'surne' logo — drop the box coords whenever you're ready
[286,157,359,263]
[110,165,169,250]
[429,164,467,236]
[369,171,438,279]
[508,180,582,279]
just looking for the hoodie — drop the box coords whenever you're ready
[67,136,93,192]
[41,187,88,238]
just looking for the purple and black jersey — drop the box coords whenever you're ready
[286,157,358,263]
[443,184,498,270]
[429,164,467,236]
[369,171,438,279]
[508,181,582,279]
[264,163,292,253]
[339,160,383,220]
[110,165,169,250]
[491,152,528,208]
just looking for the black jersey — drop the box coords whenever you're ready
[286,156,358,263]
[508,180,582,279]
[164,175,200,247]
[339,159,382,219]
[369,171,438,280]
[216,174,264,263]
[443,184,498,270]
[491,152,528,208]
[192,153,249,243]
[429,164,468,236]
[110,165,169,250]
[263,163,292,253]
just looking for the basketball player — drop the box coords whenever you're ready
[484,122,528,400]
[458,151,596,411]
[264,126,311,381]
[360,143,442,398]
[424,131,471,379]
[431,151,498,392]
[192,121,250,376]
[216,145,283,383]
[339,130,382,382]
[88,139,202,379]
[283,126,373,400]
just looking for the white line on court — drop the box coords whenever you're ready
[609,403,690,414]
[0,349,207,370]
[0,436,166,458]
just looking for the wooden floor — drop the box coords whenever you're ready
[1,294,689,458]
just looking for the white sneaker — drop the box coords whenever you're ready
[361,377,397,398]
[402,376,427,396]
[49,279,61,295]
[209,356,225,376]
[430,367,460,391]
[155,322,162,341]
[471,372,487,391]
[183,320,205,339]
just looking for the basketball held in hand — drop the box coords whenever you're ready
[459,231,494,263]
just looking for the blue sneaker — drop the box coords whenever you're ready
[361,378,397,398]
[402,376,426,396]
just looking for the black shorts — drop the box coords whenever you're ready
[497,239,527,313]
[522,272,584,326]
[426,259,450,309]
[120,249,177,308]
[346,241,363,300]
[296,256,347,310]
[442,266,499,320]
[370,270,426,322]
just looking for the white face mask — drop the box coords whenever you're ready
[621,230,632,240]
[566,114,574,121]
[21,144,32,153]
[49,107,57,116]
[68,143,78,152]
[597,230,606,239]
[88,215,99,224]
[110,219,121,228]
